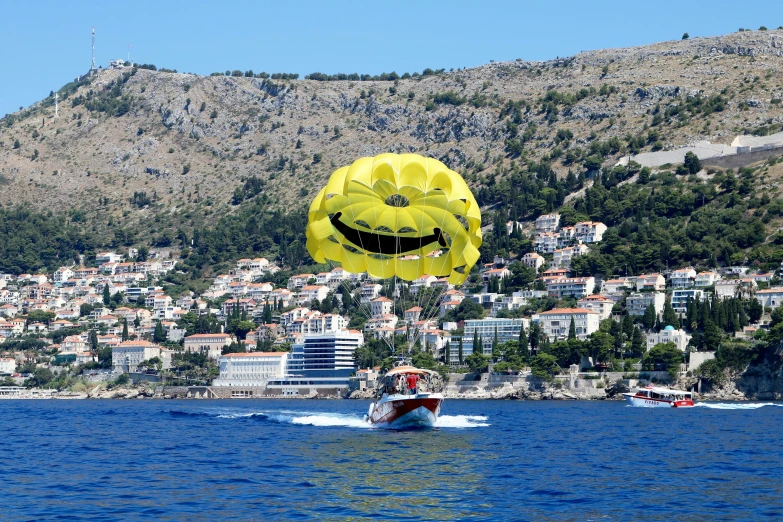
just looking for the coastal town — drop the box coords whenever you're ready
[0,210,776,400]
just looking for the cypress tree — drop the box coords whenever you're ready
[444,341,451,364]
[492,326,499,359]
[642,303,656,330]
[472,330,480,356]
[263,300,272,324]
[738,302,749,328]
[662,301,679,329]
[518,326,529,360]
[631,326,644,355]
[568,316,577,340]
[103,284,111,306]
[458,337,464,364]
[121,319,129,342]
[153,321,166,343]
[89,329,98,354]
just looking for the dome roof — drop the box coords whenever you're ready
[664,325,675,331]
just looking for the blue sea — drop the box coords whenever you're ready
[2,399,782,521]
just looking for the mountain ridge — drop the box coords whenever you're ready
[0,28,781,251]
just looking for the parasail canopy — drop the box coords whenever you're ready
[306,153,482,284]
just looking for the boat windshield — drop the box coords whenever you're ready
[376,370,443,397]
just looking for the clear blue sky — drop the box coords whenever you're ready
[0,0,779,117]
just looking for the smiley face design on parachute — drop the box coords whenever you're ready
[305,153,482,285]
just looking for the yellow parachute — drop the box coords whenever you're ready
[306,153,482,285]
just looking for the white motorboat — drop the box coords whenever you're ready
[366,366,443,428]
[623,385,695,408]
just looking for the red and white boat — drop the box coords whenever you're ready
[366,366,443,428]
[623,385,695,408]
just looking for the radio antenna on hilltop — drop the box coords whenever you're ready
[128,44,132,65]
[91,26,96,74]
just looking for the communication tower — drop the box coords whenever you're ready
[91,26,96,74]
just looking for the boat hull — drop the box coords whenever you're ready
[368,394,443,428]
[623,393,695,408]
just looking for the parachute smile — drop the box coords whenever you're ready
[330,212,447,256]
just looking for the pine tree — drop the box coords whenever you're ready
[568,316,577,340]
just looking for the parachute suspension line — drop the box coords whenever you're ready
[366,161,396,356]
[413,185,453,353]
[329,259,372,324]
[327,259,366,320]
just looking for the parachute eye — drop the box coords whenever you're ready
[385,194,410,208]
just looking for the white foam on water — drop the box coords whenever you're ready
[288,413,373,428]
[207,408,490,429]
[216,412,267,419]
[695,402,783,410]
[435,415,490,428]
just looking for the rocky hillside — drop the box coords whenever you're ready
[1,29,782,240]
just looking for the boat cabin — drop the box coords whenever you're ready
[635,387,692,401]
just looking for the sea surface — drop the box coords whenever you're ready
[2,399,782,521]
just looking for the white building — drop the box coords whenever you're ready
[647,325,691,352]
[301,330,364,372]
[112,341,170,373]
[626,292,665,317]
[601,278,634,294]
[534,232,559,254]
[0,357,16,374]
[521,253,545,271]
[287,273,315,290]
[213,352,289,386]
[756,288,783,310]
[463,317,530,356]
[574,221,607,243]
[183,333,233,359]
[669,267,697,289]
[535,308,600,341]
[635,274,666,292]
[671,289,705,314]
[577,294,614,320]
[535,213,561,233]
[370,297,393,317]
[694,271,721,288]
[360,283,383,302]
[546,277,595,299]
[715,279,756,300]
[552,244,589,269]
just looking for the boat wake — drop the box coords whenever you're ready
[694,402,783,410]
[167,409,488,429]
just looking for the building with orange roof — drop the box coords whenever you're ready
[535,308,600,341]
[112,340,171,373]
